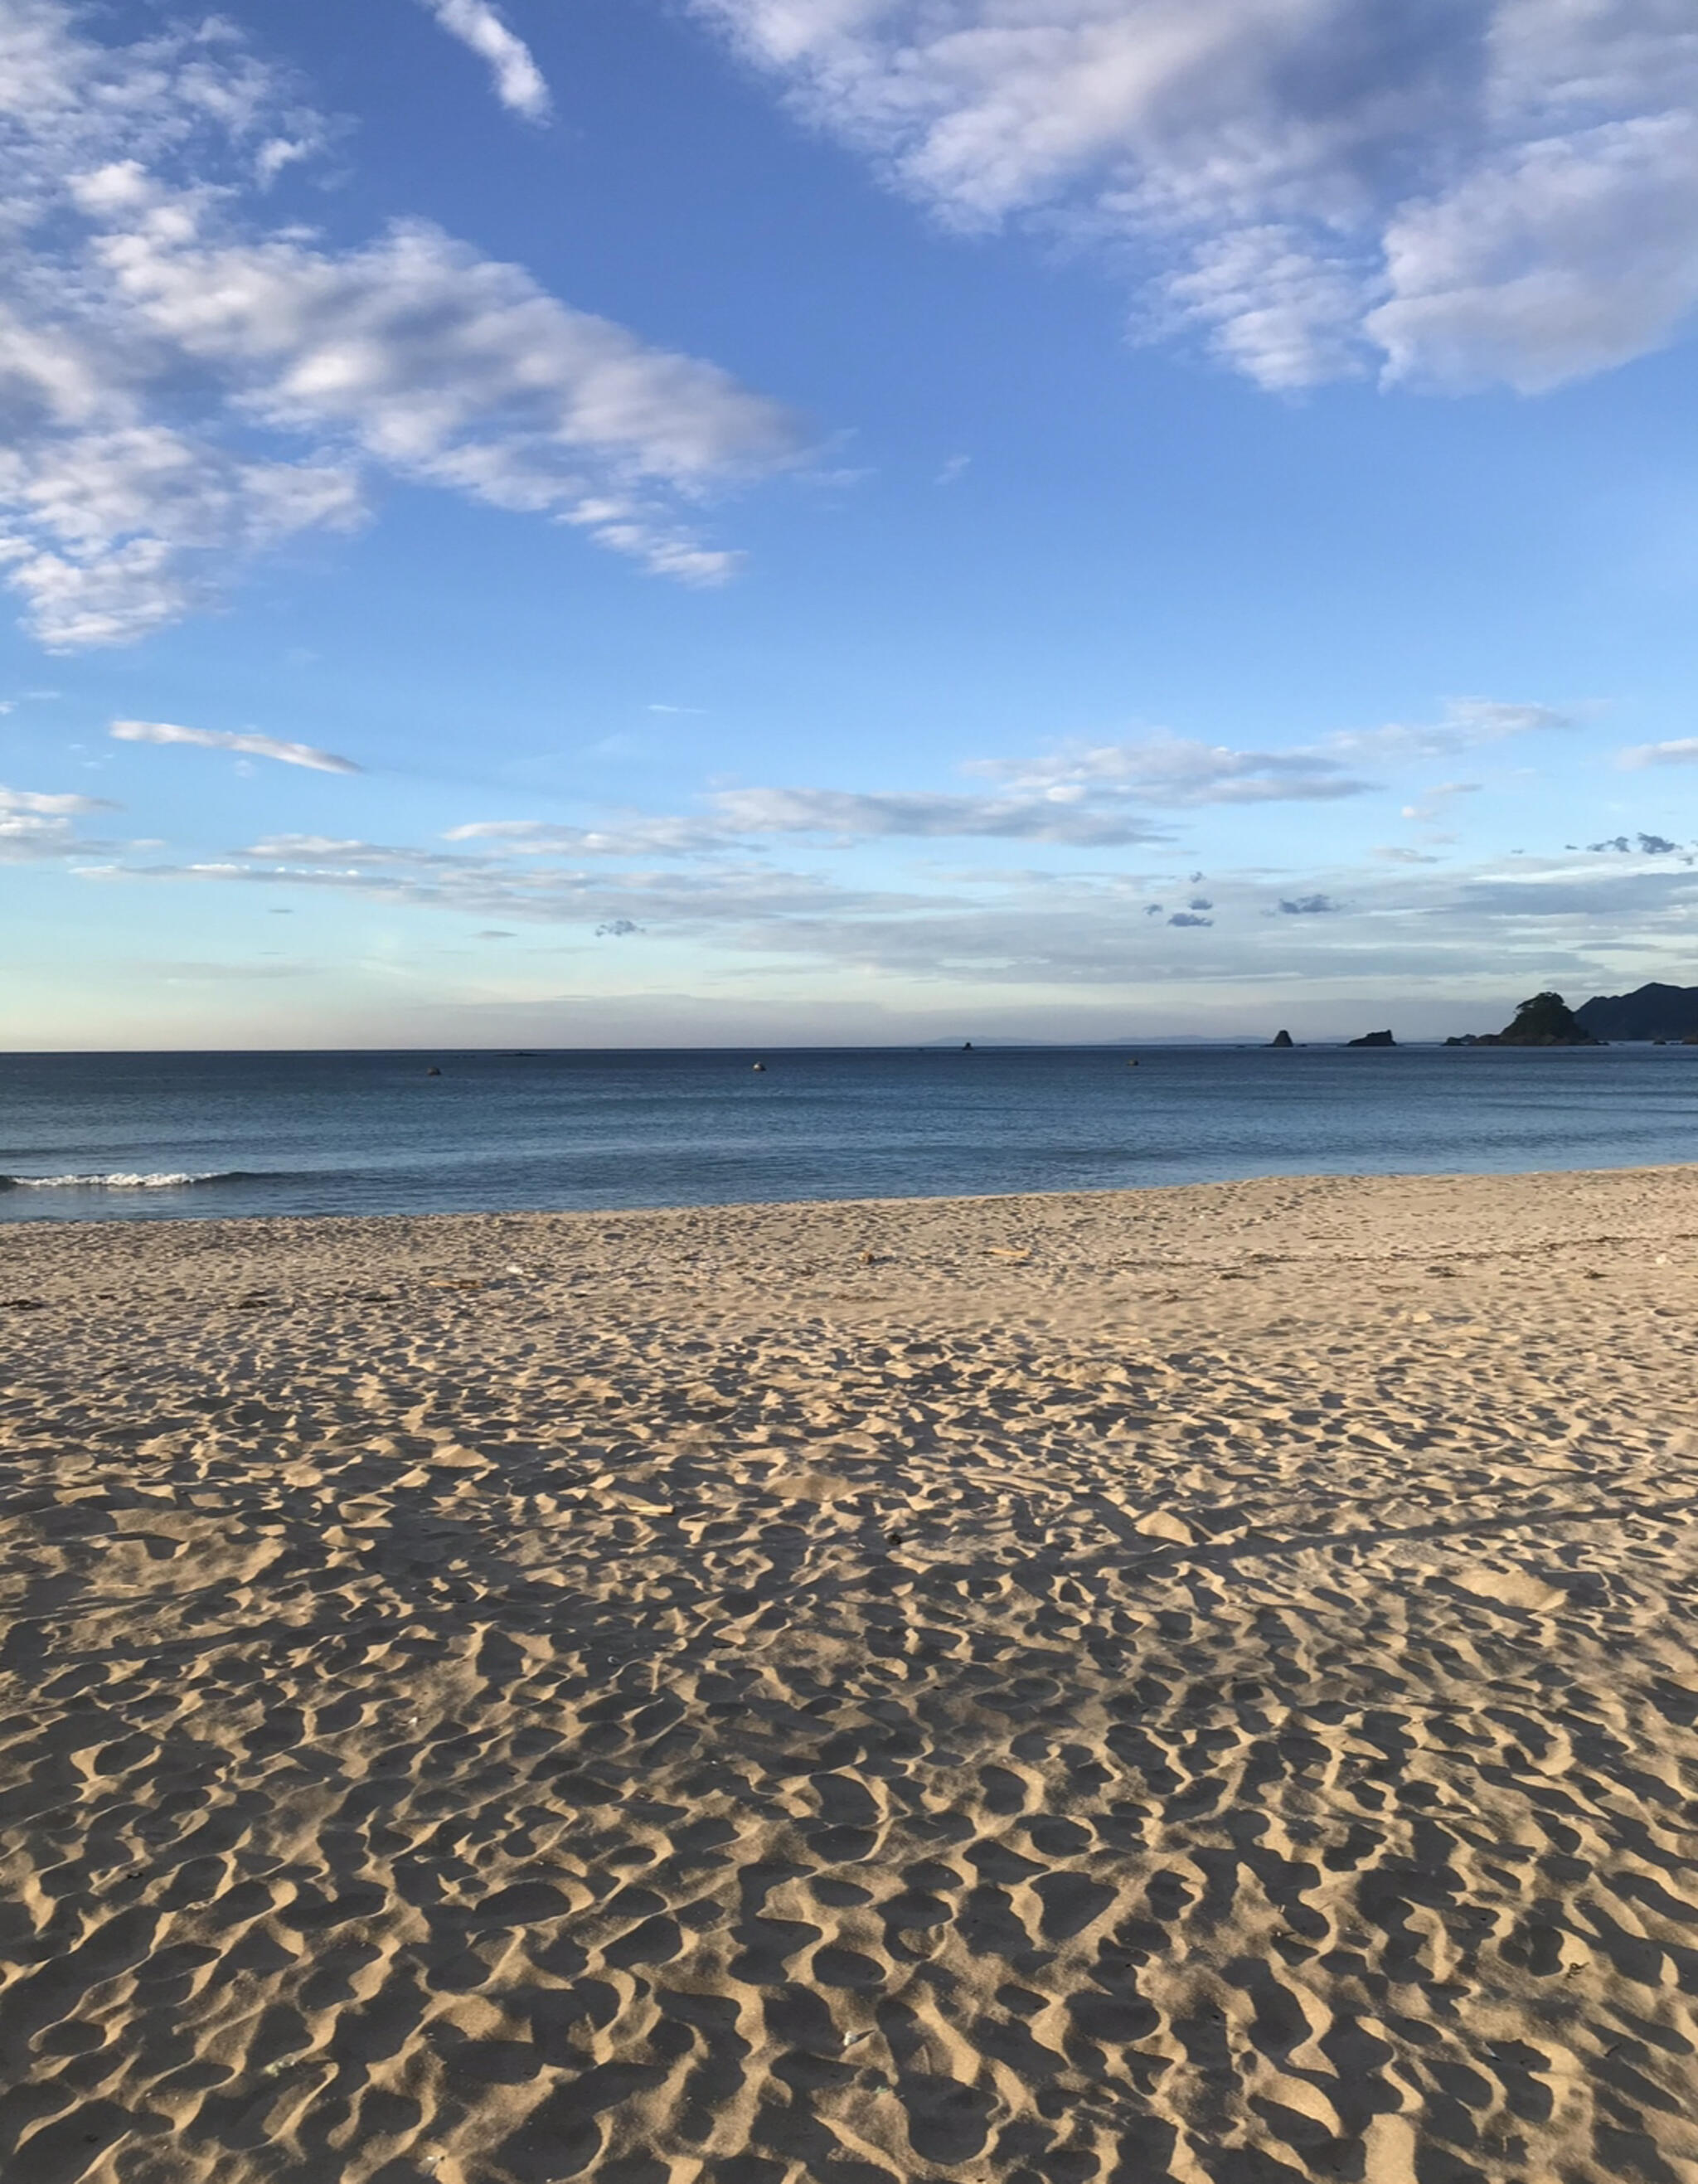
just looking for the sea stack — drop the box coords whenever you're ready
[1269,1029,1294,1048]
[1347,1029,1396,1047]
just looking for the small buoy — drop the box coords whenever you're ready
[1126,1059,1138,1068]
[963,1040,973,1051]
[751,1061,766,1072]
[426,1065,442,1076]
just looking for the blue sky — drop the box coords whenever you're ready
[2,0,1696,1048]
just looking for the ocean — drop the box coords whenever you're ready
[2,1043,1696,1223]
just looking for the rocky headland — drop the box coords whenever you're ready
[1574,980,1698,1042]
[1446,991,1600,1046]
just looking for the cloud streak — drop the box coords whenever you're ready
[968,731,1373,806]
[419,0,551,122]
[708,784,1171,845]
[109,720,361,774]
[0,783,114,815]
[1620,738,1698,769]
[79,818,1698,1007]
[1325,698,1570,763]
[0,777,114,859]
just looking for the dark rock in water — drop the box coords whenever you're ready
[1574,980,1698,1041]
[425,1065,442,1076]
[1475,991,1600,1046]
[1347,1030,1396,1047]
[1269,1029,1294,1048]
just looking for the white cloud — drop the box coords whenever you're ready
[419,0,551,122]
[86,191,801,493]
[708,783,1172,843]
[0,427,363,648]
[99,830,947,933]
[78,807,1698,1002]
[0,2,803,648]
[0,776,114,857]
[1368,114,1698,393]
[1159,227,1369,391]
[1324,696,1569,762]
[110,719,361,774]
[692,0,1698,392]
[0,782,112,813]
[0,811,78,856]
[443,789,1168,851]
[969,730,1371,805]
[444,711,1513,865]
[1619,737,1698,768]
[1400,780,1482,820]
[444,816,728,855]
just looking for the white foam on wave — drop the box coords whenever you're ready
[1,1171,226,1190]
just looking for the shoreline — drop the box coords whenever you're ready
[7,1046,1698,1232]
[5,1150,1698,1234]
[3,1164,1696,2180]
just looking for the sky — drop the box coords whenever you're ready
[2,0,1697,1049]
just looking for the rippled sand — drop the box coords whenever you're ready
[2,1166,1697,2184]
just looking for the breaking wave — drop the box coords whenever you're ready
[0,1170,250,1191]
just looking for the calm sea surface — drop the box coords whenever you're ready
[2,1045,1696,1222]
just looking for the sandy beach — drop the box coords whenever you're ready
[2,1164,1697,2184]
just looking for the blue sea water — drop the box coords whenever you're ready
[1,1045,1696,1222]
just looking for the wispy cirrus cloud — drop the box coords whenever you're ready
[0,783,114,815]
[691,0,1698,394]
[0,1,804,648]
[110,720,361,774]
[417,0,551,123]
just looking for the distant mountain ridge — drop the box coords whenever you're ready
[1574,983,1698,1041]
